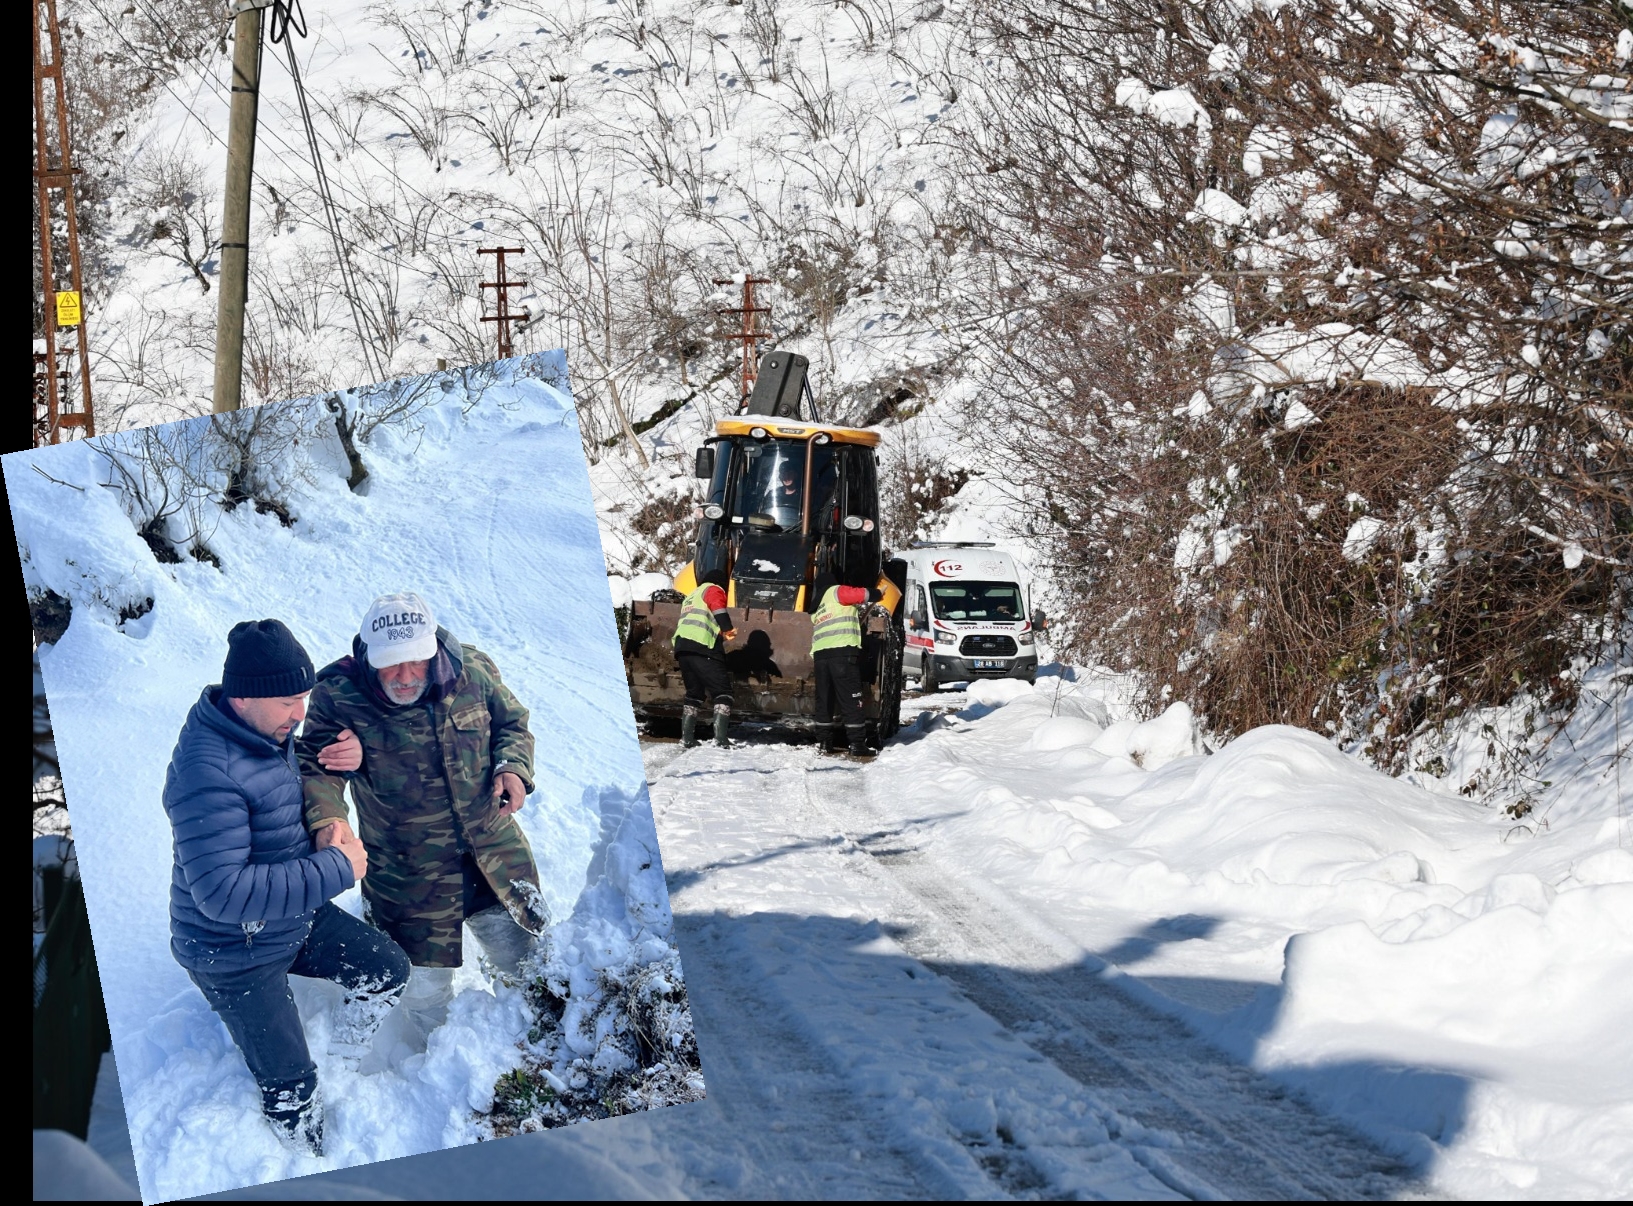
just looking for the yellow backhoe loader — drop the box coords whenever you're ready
[622,351,907,744]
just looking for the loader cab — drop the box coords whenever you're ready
[692,419,884,610]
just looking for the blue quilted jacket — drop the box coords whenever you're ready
[164,687,354,974]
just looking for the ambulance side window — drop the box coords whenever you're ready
[914,584,929,626]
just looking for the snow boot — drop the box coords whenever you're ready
[845,725,873,761]
[400,964,456,1053]
[713,703,733,748]
[681,705,700,748]
[265,1081,324,1157]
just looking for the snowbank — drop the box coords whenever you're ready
[876,672,1633,1198]
[9,355,701,1203]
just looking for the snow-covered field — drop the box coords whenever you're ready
[13,356,700,1203]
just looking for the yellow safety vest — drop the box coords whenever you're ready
[811,586,862,653]
[673,583,722,649]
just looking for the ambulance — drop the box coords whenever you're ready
[899,542,1042,691]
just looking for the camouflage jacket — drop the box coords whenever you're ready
[296,628,543,966]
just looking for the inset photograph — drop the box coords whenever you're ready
[11,355,702,1203]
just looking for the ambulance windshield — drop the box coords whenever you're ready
[928,581,1023,621]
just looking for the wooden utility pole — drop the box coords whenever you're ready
[212,0,273,413]
[713,276,771,411]
[478,247,528,359]
[32,0,95,445]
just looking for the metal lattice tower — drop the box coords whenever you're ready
[714,276,772,410]
[478,247,528,359]
[32,0,95,445]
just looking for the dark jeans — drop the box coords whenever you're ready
[678,652,733,709]
[814,652,865,729]
[189,902,410,1115]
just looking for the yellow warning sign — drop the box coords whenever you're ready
[54,291,83,327]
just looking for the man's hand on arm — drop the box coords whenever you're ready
[311,817,366,878]
[313,817,356,849]
[316,728,362,773]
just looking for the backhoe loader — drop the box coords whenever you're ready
[622,351,907,744]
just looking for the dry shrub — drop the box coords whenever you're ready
[964,0,1632,766]
[629,488,698,574]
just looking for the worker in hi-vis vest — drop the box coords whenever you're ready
[808,571,886,758]
[671,569,737,747]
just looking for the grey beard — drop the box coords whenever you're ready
[384,680,427,705]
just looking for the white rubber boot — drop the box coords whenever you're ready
[399,964,456,1053]
[466,903,535,983]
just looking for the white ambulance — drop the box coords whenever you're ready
[898,543,1043,691]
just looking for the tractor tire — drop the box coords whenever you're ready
[874,624,905,746]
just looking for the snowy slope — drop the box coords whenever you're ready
[10,356,699,1203]
[73,0,969,440]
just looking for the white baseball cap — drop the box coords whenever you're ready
[361,591,439,668]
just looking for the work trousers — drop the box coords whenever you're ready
[677,652,733,709]
[189,902,410,1117]
[814,651,866,730]
[399,853,537,1045]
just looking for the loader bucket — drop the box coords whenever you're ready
[623,601,899,733]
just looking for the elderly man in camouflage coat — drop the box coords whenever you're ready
[297,591,546,1044]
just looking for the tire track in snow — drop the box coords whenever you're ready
[663,907,938,1199]
[799,760,1419,1202]
[643,743,959,1200]
[647,742,1189,1201]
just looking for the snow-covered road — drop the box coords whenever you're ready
[643,735,1411,1201]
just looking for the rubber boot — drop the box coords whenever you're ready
[466,902,537,984]
[681,704,700,748]
[400,965,456,1053]
[845,724,872,761]
[328,980,406,1072]
[713,703,733,748]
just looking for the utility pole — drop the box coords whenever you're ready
[478,247,528,359]
[212,0,274,413]
[713,276,771,411]
[32,0,95,445]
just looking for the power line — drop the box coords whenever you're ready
[279,25,387,380]
[132,0,505,323]
[87,0,527,362]
[131,0,479,238]
[89,0,452,351]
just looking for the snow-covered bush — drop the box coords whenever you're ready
[484,941,703,1134]
[961,0,1631,778]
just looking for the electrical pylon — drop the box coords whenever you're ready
[33,0,96,445]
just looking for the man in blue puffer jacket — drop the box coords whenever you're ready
[164,619,410,1156]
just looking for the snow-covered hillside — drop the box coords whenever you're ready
[12,357,701,1202]
[67,0,970,441]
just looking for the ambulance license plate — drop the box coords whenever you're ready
[972,659,999,670]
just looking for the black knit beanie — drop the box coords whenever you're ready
[222,619,315,698]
